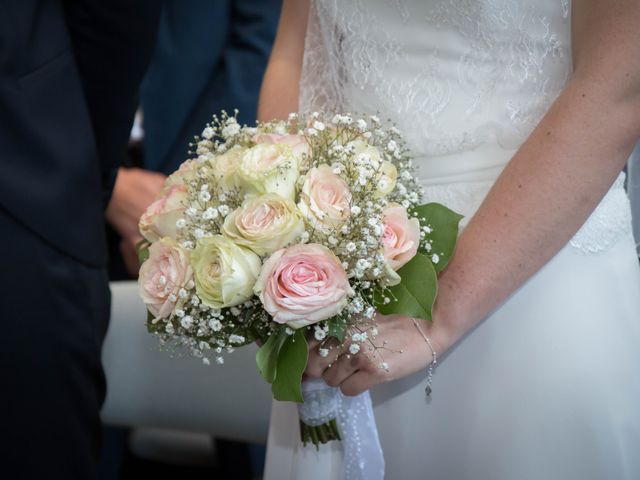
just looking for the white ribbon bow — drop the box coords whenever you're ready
[299,379,385,480]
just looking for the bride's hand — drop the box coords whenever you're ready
[305,313,452,396]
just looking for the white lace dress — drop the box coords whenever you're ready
[264,1,640,478]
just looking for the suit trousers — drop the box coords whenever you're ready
[0,208,110,479]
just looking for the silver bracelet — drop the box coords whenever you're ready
[411,317,437,398]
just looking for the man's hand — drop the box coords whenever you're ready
[106,167,166,276]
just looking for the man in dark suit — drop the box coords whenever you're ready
[106,0,282,280]
[0,1,162,478]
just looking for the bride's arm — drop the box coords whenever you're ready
[257,0,309,121]
[427,0,640,355]
[308,0,640,394]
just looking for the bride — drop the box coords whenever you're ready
[258,1,640,478]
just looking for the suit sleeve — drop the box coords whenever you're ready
[63,0,164,206]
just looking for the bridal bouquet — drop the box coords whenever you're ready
[137,111,461,447]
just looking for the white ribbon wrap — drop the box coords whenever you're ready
[298,379,385,480]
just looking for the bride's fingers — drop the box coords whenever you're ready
[339,370,375,397]
[305,337,341,377]
[322,352,365,388]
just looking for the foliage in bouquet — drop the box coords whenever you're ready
[137,111,462,404]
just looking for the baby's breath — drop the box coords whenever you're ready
[146,111,424,366]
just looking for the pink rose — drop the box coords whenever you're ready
[139,184,188,242]
[254,244,353,328]
[253,133,311,163]
[382,204,420,271]
[164,159,198,190]
[138,238,193,319]
[298,165,352,232]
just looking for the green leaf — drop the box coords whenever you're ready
[136,240,151,264]
[375,252,438,320]
[256,329,289,383]
[146,310,163,333]
[327,315,348,342]
[271,329,308,402]
[412,203,463,273]
[226,307,260,346]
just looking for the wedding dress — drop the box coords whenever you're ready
[264,1,640,478]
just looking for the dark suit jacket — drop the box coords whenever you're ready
[0,0,162,267]
[141,0,281,175]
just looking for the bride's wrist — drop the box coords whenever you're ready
[426,262,479,356]
[426,299,468,358]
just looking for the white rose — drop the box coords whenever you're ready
[191,235,261,309]
[350,139,383,164]
[350,140,397,196]
[222,193,305,256]
[237,143,299,200]
[210,145,245,190]
[252,133,311,167]
[376,161,398,197]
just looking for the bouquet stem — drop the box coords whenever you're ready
[300,419,341,449]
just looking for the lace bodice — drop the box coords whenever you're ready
[300,0,572,159]
[299,0,635,254]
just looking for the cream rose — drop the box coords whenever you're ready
[222,193,305,256]
[236,143,299,200]
[210,145,245,190]
[139,184,188,242]
[376,161,398,196]
[253,133,311,165]
[298,165,352,232]
[382,204,421,271]
[191,235,261,309]
[254,244,353,328]
[138,238,193,319]
[350,140,397,196]
[350,139,383,164]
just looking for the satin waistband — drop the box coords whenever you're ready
[413,142,516,186]
[418,163,629,250]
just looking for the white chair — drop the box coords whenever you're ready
[101,281,273,445]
